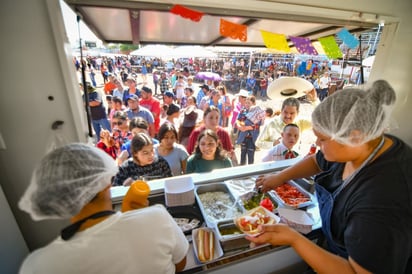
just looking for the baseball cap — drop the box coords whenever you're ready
[164,91,175,98]
[141,86,152,93]
[200,84,210,91]
[127,94,139,101]
[81,81,96,93]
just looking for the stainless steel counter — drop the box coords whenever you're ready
[111,158,299,203]
[111,158,323,273]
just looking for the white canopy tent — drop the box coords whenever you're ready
[171,46,217,58]
[362,55,375,67]
[129,44,174,58]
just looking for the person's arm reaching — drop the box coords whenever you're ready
[247,224,370,274]
[256,154,321,193]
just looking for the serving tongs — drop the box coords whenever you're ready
[252,185,266,202]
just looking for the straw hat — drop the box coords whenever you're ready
[267,76,314,101]
[236,89,249,97]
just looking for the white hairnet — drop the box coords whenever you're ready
[19,143,118,221]
[312,80,396,146]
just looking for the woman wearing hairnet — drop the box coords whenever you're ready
[253,80,412,273]
[18,143,188,274]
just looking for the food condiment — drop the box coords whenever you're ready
[259,197,274,212]
[307,144,317,156]
[121,180,150,212]
[218,224,243,236]
[274,183,310,207]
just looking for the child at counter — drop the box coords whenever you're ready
[113,132,172,186]
[117,117,159,166]
[155,123,189,176]
[186,129,232,173]
[261,123,300,162]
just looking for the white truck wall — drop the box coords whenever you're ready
[0,0,88,258]
[0,185,28,274]
[0,1,411,273]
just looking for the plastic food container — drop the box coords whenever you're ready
[277,208,314,234]
[268,180,314,209]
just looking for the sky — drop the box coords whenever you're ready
[61,1,102,47]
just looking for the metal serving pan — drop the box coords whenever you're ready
[215,219,250,252]
[268,180,314,209]
[195,183,245,227]
[292,178,315,194]
[238,191,278,212]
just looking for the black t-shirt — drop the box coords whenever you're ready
[315,135,412,273]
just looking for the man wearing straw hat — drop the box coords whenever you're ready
[256,76,316,150]
[256,97,312,150]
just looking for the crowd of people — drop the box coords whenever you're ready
[78,54,332,186]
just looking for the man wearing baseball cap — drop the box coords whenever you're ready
[163,91,175,105]
[196,84,210,109]
[125,94,155,137]
[81,82,111,142]
[140,86,161,136]
[122,76,141,106]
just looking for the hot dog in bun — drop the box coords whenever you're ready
[196,228,215,262]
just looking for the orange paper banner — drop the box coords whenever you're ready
[219,19,247,42]
[260,30,290,52]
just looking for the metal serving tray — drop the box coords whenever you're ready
[268,180,315,209]
[195,183,245,227]
[239,191,278,212]
[215,219,250,252]
[292,178,315,194]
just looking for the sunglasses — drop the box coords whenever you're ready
[112,120,124,126]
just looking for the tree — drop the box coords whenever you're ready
[119,44,139,54]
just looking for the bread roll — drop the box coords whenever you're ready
[197,228,214,262]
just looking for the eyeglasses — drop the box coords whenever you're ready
[112,120,124,126]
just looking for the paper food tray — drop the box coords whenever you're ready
[164,176,195,207]
[277,208,314,234]
[234,206,280,237]
[192,227,224,264]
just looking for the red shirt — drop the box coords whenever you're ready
[96,141,117,160]
[139,97,161,134]
[104,81,117,95]
[186,126,233,154]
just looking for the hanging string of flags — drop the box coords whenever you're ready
[169,4,360,59]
